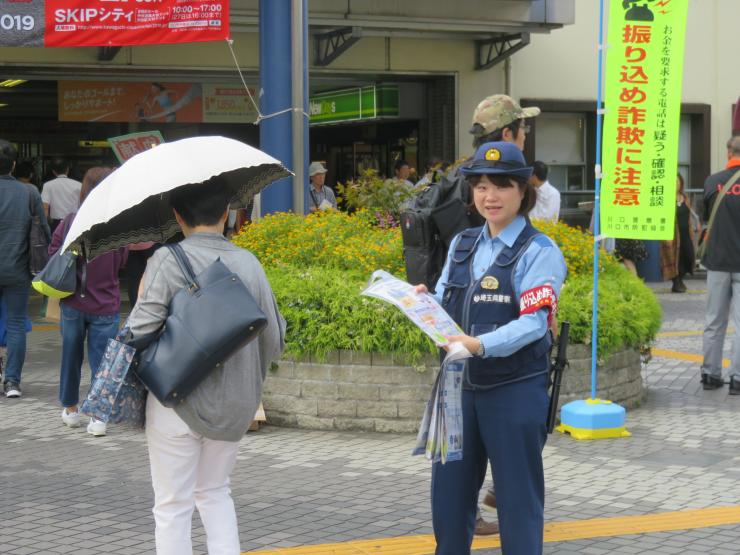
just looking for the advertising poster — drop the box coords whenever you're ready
[601,0,689,240]
[58,81,202,122]
[202,84,258,123]
[0,0,228,48]
[58,81,257,124]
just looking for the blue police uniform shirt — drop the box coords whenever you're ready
[432,215,567,358]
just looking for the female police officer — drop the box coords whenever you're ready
[415,141,567,554]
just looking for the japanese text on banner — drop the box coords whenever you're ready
[0,0,228,47]
[601,0,689,240]
[108,131,165,164]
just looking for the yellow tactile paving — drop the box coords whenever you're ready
[655,289,706,295]
[246,505,740,555]
[652,347,730,368]
[657,328,734,338]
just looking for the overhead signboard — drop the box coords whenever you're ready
[0,0,228,47]
[58,81,257,123]
[309,85,399,125]
[601,0,689,240]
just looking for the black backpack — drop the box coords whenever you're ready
[400,167,484,289]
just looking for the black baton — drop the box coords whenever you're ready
[547,321,570,434]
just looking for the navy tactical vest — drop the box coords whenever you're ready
[441,223,552,389]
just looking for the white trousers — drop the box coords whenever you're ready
[145,394,241,555]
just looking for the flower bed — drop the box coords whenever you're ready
[233,212,660,430]
[232,212,662,363]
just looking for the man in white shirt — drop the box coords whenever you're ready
[41,158,82,232]
[529,161,561,223]
[394,159,415,189]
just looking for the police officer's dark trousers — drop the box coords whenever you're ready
[431,372,549,555]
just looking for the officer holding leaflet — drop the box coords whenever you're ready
[415,141,567,555]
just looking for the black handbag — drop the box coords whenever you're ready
[28,191,49,276]
[31,216,79,299]
[134,243,268,407]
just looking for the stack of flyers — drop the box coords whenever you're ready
[412,361,464,464]
[362,269,469,464]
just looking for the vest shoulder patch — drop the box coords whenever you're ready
[532,234,554,248]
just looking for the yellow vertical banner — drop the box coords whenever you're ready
[601,0,689,240]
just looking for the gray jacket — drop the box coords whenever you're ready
[0,175,50,285]
[128,233,285,441]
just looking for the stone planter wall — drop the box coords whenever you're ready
[262,346,644,433]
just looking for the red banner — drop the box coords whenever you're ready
[43,0,228,47]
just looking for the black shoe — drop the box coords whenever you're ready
[701,374,724,390]
[671,277,687,293]
[3,380,21,398]
[730,378,740,396]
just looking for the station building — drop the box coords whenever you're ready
[0,0,573,194]
[1,0,737,222]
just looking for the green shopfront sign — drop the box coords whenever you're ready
[309,85,399,125]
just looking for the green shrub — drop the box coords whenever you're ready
[232,210,404,277]
[335,168,421,222]
[265,262,661,363]
[265,265,435,365]
[236,213,662,361]
[532,218,622,277]
[558,264,662,356]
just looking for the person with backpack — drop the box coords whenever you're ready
[402,94,540,292]
[415,142,567,555]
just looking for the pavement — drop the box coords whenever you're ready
[1,275,740,554]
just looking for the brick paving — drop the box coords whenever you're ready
[1,275,739,554]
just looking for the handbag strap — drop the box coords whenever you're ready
[309,188,320,208]
[704,168,740,238]
[168,243,199,290]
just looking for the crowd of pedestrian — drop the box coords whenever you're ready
[0,151,155,419]
[1,103,738,555]
[0,138,286,554]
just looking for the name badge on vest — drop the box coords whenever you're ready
[481,276,499,290]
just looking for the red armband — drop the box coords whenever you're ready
[519,285,557,326]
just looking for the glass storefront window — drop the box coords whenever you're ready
[534,112,587,210]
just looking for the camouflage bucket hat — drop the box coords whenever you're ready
[470,94,541,136]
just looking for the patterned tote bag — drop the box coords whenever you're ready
[81,328,146,428]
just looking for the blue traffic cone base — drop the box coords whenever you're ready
[556,398,631,440]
